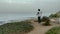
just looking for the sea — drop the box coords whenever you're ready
[0,13,36,25]
[0,11,57,25]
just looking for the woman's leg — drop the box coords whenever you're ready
[38,16,41,23]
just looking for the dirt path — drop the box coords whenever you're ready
[27,21,60,34]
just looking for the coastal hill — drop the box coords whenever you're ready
[49,11,60,18]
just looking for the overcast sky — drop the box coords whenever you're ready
[0,0,60,14]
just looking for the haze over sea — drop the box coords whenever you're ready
[0,11,58,25]
[0,0,60,25]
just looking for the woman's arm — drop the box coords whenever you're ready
[36,12,39,15]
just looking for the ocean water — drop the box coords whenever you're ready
[0,11,56,25]
[0,13,36,25]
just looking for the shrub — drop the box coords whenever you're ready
[46,26,60,34]
[42,16,50,26]
[0,21,34,34]
[49,11,60,18]
[43,19,50,26]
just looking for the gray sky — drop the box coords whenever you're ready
[0,0,60,15]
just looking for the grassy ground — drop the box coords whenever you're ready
[46,26,60,34]
[0,21,34,34]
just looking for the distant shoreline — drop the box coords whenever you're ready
[0,17,36,25]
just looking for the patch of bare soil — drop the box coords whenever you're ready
[27,21,60,34]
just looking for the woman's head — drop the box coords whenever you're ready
[38,9,40,11]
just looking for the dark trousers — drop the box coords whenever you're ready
[38,16,41,23]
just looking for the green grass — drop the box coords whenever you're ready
[46,26,60,34]
[49,11,60,18]
[0,21,34,34]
